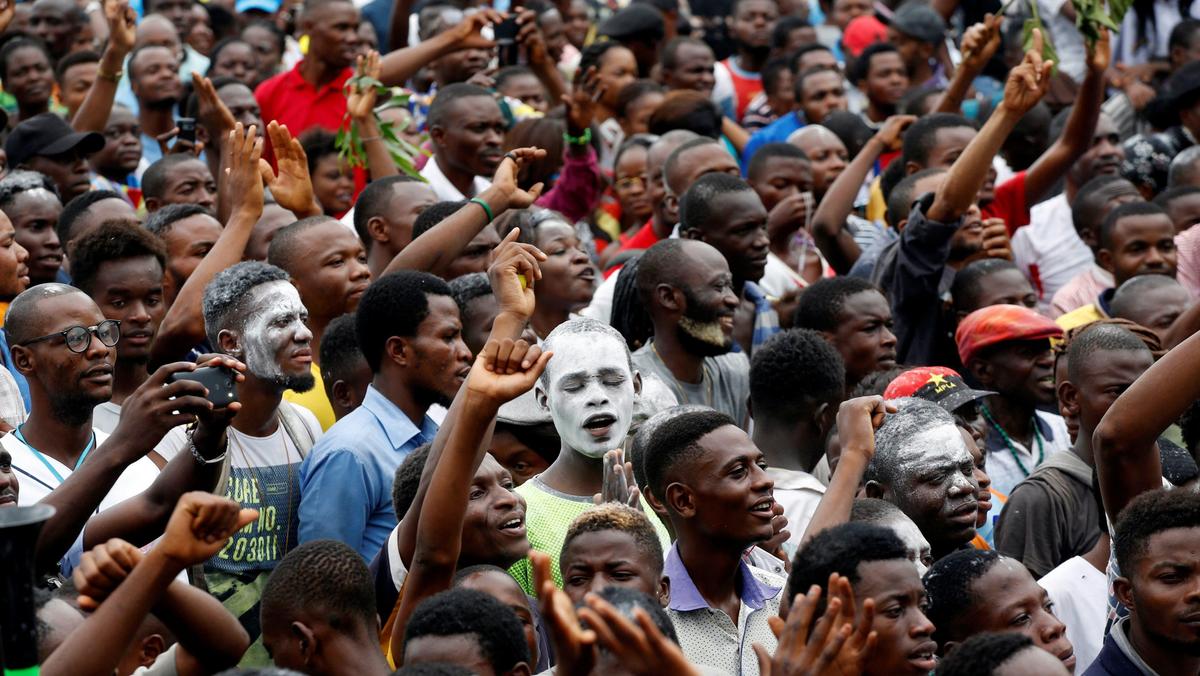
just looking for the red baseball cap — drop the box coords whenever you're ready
[842,16,888,58]
[955,304,1063,365]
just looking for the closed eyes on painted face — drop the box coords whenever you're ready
[541,333,638,459]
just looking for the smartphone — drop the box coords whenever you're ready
[177,117,197,145]
[169,365,238,408]
[495,16,519,67]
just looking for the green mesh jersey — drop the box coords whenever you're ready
[508,475,672,595]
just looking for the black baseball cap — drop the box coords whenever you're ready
[599,4,665,40]
[4,113,105,168]
[890,2,946,44]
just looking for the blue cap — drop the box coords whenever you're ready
[235,0,280,14]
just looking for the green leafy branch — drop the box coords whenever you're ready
[1000,0,1127,66]
[336,73,428,179]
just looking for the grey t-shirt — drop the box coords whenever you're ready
[631,341,750,428]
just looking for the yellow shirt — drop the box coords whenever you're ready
[282,363,335,431]
[867,175,887,225]
[1056,303,1105,333]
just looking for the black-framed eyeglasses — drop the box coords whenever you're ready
[18,320,121,354]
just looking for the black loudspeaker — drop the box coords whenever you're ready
[0,504,55,675]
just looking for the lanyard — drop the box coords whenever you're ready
[13,425,96,486]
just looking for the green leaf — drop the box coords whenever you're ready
[1022,1,1059,67]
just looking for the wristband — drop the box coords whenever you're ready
[469,197,494,222]
[97,68,123,83]
[564,128,592,146]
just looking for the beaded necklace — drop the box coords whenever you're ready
[981,403,1043,477]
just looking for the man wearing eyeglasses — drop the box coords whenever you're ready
[0,283,233,571]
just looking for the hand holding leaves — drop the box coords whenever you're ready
[348,50,383,120]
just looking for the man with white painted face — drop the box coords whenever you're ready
[507,317,670,594]
[632,240,750,427]
[299,270,467,560]
[865,397,980,561]
[200,261,324,664]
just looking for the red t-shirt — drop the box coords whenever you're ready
[605,219,663,279]
[982,171,1031,235]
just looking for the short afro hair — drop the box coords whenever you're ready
[663,137,720,195]
[678,172,755,234]
[1114,488,1200,576]
[886,167,946,229]
[592,586,677,643]
[1099,201,1169,250]
[561,504,665,579]
[393,442,433,520]
[69,221,167,296]
[448,272,493,317]
[750,329,844,423]
[793,276,880,332]
[901,113,973,170]
[143,203,213,237]
[352,175,422,250]
[412,201,468,240]
[921,548,1002,646]
[260,539,376,633]
[0,170,59,211]
[356,270,453,373]
[319,312,366,386]
[647,90,723,139]
[850,497,907,524]
[642,408,736,505]
[57,190,128,246]
[266,215,337,276]
[1071,174,1140,236]
[201,261,290,346]
[142,155,207,203]
[1065,322,1151,386]
[746,142,809,183]
[786,522,907,611]
[298,128,339,176]
[630,404,712,490]
[933,632,1034,676]
[950,258,1023,316]
[849,42,901,85]
[427,83,496,129]
[404,588,531,673]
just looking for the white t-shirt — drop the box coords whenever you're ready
[1040,555,1108,672]
[3,427,159,510]
[92,401,191,462]
[1012,193,1094,314]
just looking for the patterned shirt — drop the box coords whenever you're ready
[664,543,784,676]
[744,281,781,354]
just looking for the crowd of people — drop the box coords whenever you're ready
[2,0,1200,672]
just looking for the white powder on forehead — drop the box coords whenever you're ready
[884,513,932,577]
[898,425,972,476]
[241,281,307,380]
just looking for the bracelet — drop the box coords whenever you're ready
[188,427,227,465]
[469,197,494,222]
[97,68,123,83]
[360,135,381,142]
[564,128,592,146]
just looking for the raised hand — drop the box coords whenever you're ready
[593,448,641,509]
[0,0,13,34]
[577,593,700,676]
[104,0,137,54]
[532,550,598,676]
[516,9,549,67]
[756,578,876,676]
[224,123,265,220]
[348,50,382,120]
[564,66,602,136]
[488,228,546,321]
[874,115,917,152]
[959,13,1001,76]
[1001,28,1054,116]
[834,396,894,466]
[193,73,237,138]
[491,146,549,210]
[157,492,258,568]
[262,121,320,218]
[449,9,504,51]
[74,538,144,611]
[825,574,877,674]
[1087,27,1111,74]
[466,337,552,404]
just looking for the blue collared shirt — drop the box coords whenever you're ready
[663,543,784,676]
[298,385,438,560]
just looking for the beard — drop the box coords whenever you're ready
[260,371,315,394]
[50,389,104,427]
[676,289,734,358]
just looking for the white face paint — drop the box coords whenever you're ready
[898,425,976,493]
[539,333,637,458]
[884,513,932,577]
[239,281,313,382]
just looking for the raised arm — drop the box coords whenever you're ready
[933,15,1000,115]
[72,0,135,131]
[379,10,502,87]
[382,147,548,277]
[150,125,265,367]
[801,396,892,546]
[348,51,402,181]
[194,74,241,203]
[927,29,1052,223]
[1092,330,1200,520]
[1021,29,1110,203]
[43,493,256,676]
[35,362,217,570]
[69,538,250,676]
[388,338,551,661]
[811,115,914,274]
[517,9,568,105]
